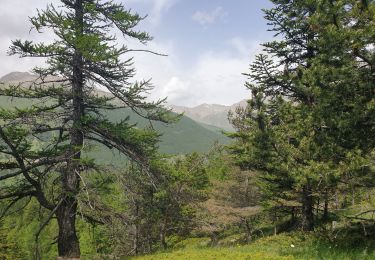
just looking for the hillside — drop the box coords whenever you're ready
[0,72,230,156]
[171,100,247,131]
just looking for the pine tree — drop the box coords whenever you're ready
[229,0,375,231]
[0,0,173,258]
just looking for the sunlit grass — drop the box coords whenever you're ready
[130,232,375,260]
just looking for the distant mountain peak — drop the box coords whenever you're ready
[170,100,247,131]
[0,71,36,83]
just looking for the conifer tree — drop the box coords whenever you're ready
[229,0,375,231]
[0,0,172,258]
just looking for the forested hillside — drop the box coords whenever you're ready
[0,0,374,259]
[0,97,228,159]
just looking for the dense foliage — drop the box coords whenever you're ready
[228,0,375,231]
[0,0,173,258]
[0,0,374,259]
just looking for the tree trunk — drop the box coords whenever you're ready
[210,231,219,246]
[159,219,167,250]
[56,199,80,259]
[302,182,314,231]
[133,203,139,255]
[244,219,252,243]
[273,211,278,236]
[147,232,152,253]
[323,189,329,222]
[351,186,355,206]
[57,0,84,258]
[291,207,296,223]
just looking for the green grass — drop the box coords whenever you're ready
[130,233,375,260]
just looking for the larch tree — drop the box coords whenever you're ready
[0,0,173,258]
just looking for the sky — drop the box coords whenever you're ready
[0,0,275,107]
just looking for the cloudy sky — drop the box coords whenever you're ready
[0,0,274,107]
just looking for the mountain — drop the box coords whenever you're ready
[0,72,230,155]
[170,100,247,131]
[0,72,37,83]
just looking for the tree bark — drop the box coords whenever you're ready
[56,198,80,259]
[302,181,314,231]
[56,0,84,258]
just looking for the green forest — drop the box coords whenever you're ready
[0,0,374,259]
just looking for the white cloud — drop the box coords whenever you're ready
[192,6,227,26]
[150,0,176,25]
[130,38,261,107]
[0,0,58,76]
[229,37,263,57]
[127,0,177,26]
[0,0,262,107]
[0,0,174,76]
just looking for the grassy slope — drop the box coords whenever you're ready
[0,96,230,156]
[131,233,375,260]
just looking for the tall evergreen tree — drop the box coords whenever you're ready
[229,0,375,231]
[0,0,173,258]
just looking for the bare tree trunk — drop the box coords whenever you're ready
[133,204,140,255]
[273,211,278,236]
[323,188,329,222]
[56,0,84,258]
[302,181,314,231]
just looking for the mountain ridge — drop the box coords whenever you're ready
[1,71,247,131]
[170,100,247,131]
[0,71,231,155]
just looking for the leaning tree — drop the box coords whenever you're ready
[0,0,173,258]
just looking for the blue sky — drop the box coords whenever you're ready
[131,0,274,63]
[0,0,275,106]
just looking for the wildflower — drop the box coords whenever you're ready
[290,244,295,248]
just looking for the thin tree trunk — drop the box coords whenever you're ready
[273,211,278,236]
[351,186,355,206]
[244,219,252,243]
[302,181,314,231]
[274,224,277,236]
[159,218,167,250]
[323,188,329,222]
[210,231,219,246]
[147,232,152,253]
[56,0,84,258]
[134,203,139,255]
[291,207,295,222]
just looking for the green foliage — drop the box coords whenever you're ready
[112,154,210,255]
[228,0,375,231]
[0,0,179,257]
